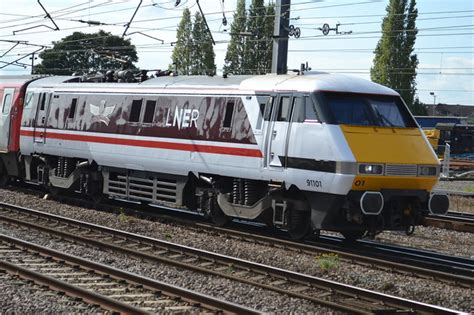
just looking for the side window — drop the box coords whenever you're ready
[39,93,46,111]
[305,96,319,122]
[2,89,15,114]
[2,93,12,114]
[277,96,291,122]
[24,92,34,108]
[68,98,78,119]
[223,100,235,128]
[291,97,305,122]
[255,96,270,130]
[263,97,274,121]
[143,100,156,124]
[256,102,266,130]
[129,99,143,123]
[291,96,319,123]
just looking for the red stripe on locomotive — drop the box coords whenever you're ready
[19,129,263,158]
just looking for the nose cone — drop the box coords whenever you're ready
[340,125,440,191]
[340,125,439,165]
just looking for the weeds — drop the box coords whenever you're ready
[118,208,129,223]
[381,281,395,291]
[316,253,340,271]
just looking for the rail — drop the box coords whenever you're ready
[0,233,256,314]
[425,211,474,233]
[0,202,465,314]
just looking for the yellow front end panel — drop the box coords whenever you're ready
[340,125,439,191]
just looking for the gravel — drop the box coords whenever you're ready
[435,180,474,192]
[0,223,330,314]
[0,187,472,313]
[0,269,105,314]
[372,226,474,259]
[435,180,474,213]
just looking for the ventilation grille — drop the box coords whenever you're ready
[107,172,177,204]
[385,164,417,176]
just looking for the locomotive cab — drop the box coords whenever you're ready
[299,90,448,238]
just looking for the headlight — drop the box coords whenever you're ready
[358,163,384,175]
[418,165,438,176]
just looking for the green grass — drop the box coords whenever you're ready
[463,186,474,193]
[316,253,340,271]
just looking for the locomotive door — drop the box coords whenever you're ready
[33,92,51,144]
[267,94,293,168]
[0,88,15,152]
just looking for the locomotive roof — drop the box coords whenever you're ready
[25,72,398,96]
[0,75,42,85]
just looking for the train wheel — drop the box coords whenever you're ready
[88,181,103,207]
[341,230,366,242]
[89,193,103,207]
[208,196,230,227]
[47,184,61,196]
[287,209,311,240]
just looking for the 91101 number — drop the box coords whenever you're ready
[306,179,322,188]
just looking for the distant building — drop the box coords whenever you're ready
[424,103,474,117]
[414,116,467,129]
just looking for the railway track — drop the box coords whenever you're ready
[425,211,474,233]
[2,185,473,283]
[0,202,465,314]
[194,223,474,284]
[1,185,473,279]
[98,199,474,285]
[0,233,256,314]
[433,189,474,198]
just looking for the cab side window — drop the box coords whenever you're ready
[255,96,271,130]
[291,96,319,123]
[277,96,291,121]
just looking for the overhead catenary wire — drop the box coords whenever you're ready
[0,1,472,101]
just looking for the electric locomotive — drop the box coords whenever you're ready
[0,72,449,240]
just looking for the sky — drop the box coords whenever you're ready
[0,0,472,105]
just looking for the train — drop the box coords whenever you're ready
[416,116,474,159]
[0,72,449,240]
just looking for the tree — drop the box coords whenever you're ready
[468,114,474,124]
[261,3,275,73]
[34,30,138,75]
[412,97,427,115]
[171,8,193,75]
[191,12,216,75]
[370,0,422,114]
[244,0,267,74]
[223,0,275,75]
[223,0,247,75]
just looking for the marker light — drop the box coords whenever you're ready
[358,164,384,175]
[418,165,438,176]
